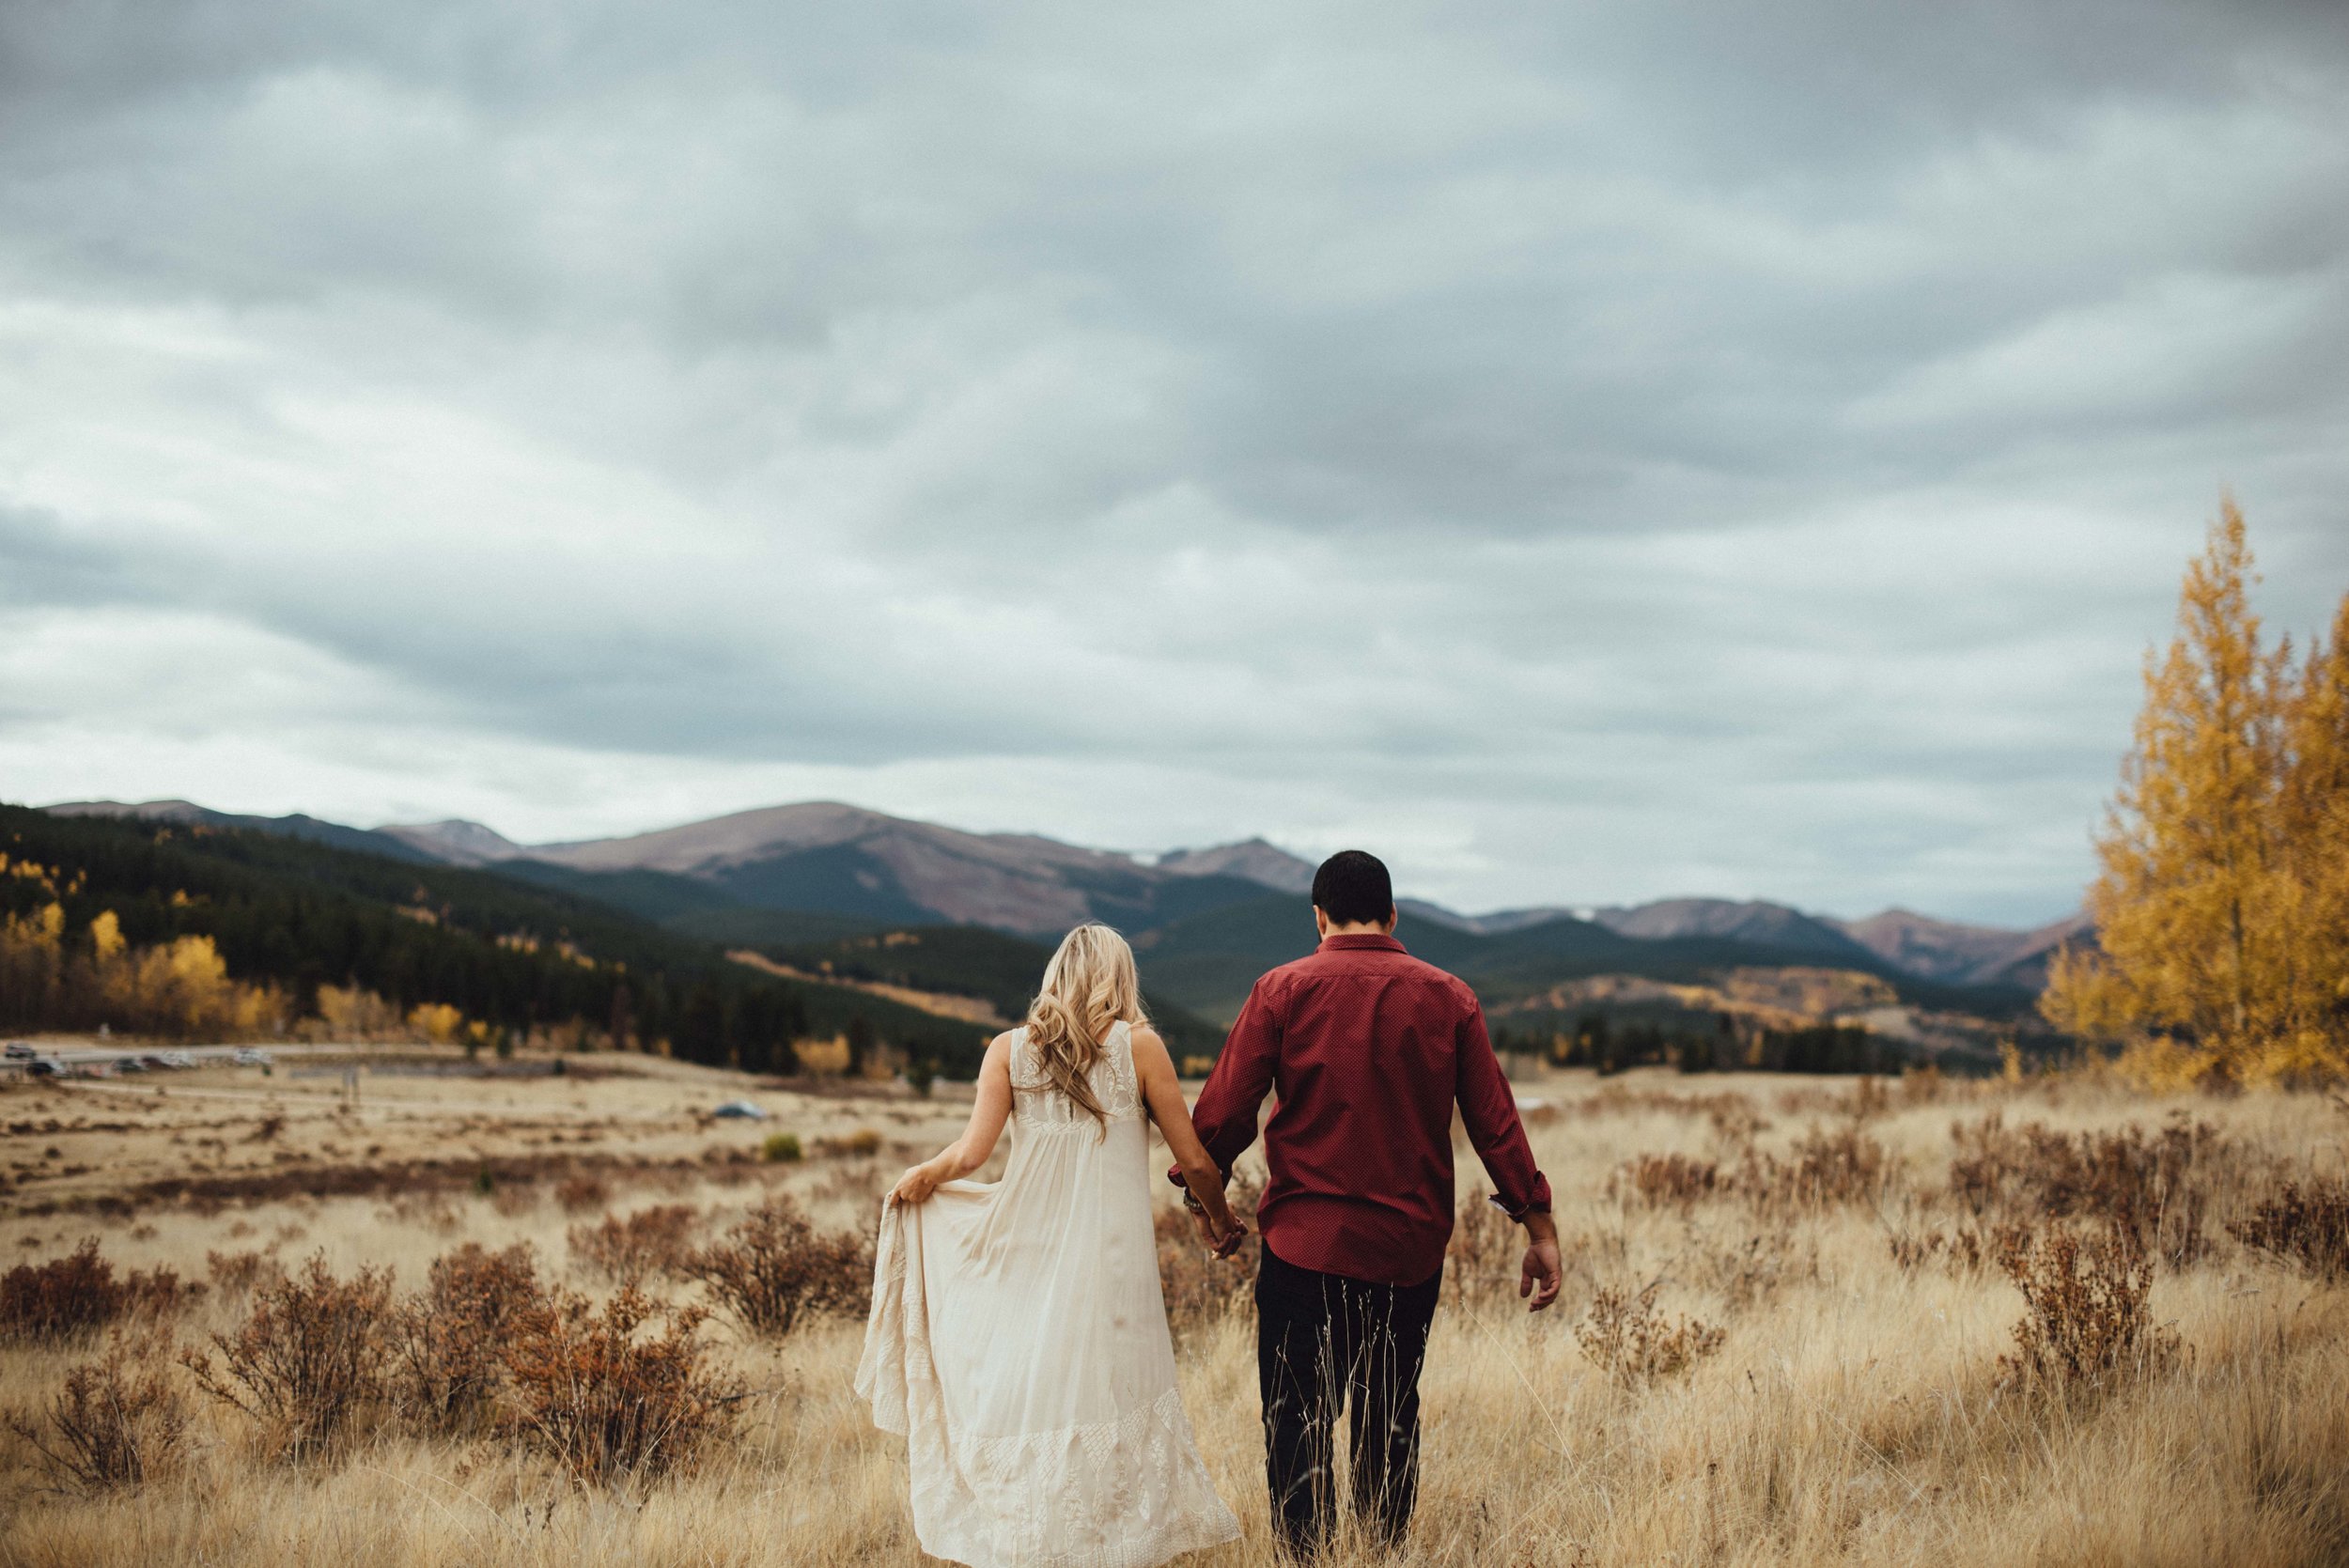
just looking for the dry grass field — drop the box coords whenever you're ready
[2,1047,2346,1568]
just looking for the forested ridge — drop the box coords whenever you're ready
[0,803,987,1074]
[759,923,1225,1060]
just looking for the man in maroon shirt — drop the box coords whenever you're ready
[1174,850,1562,1558]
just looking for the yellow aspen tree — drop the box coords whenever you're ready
[2273,590,2349,1074]
[2043,501,2294,1077]
[89,909,127,962]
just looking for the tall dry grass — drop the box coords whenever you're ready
[0,1066,2345,1566]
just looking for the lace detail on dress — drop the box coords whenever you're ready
[1007,1019,1144,1127]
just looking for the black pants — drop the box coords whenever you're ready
[1255,1247,1442,1559]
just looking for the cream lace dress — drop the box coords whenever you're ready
[856,1021,1241,1568]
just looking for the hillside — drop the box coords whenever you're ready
[47,799,437,866]
[751,924,1228,1061]
[35,799,2087,1058]
[453,801,1280,936]
[44,800,2087,997]
[1833,908,2092,989]
[0,802,988,1076]
[1589,897,1879,964]
[1130,893,2044,1033]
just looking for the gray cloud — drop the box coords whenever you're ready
[1,0,2345,924]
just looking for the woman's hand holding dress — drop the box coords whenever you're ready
[889,1165,942,1206]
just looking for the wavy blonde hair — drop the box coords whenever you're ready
[1024,923,1148,1129]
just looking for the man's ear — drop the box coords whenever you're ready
[1381,905,1399,935]
[1313,906,1330,939]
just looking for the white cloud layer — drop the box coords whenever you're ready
[3,0,2346,924]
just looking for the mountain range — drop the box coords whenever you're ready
[47,797,2085,997]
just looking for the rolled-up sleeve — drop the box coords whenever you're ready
[1167,977,1281,1193]
[1453,997,1552,1219]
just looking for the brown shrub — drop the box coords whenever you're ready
[1704,1096,1769,1152]
[1950,1112,2221,1265]
[1611,1153,1721,1208]
[812,1162,885,1204]
[1995,1224,2177,1394]
[1442,1188,1522,1305]
[1843,1075,1891,1122]
[1700,1233,1807,1311]
[1887,1219,2030,1276]
[502,1281,742,1486]
[815,1128,885,1158]
[1158,1173,1264,1333]
[487,1180,541,1218]
[553,1173,612,1214]
[680,1196,871,1337]
[180,1253,393,1459]
[0,1239,202,1343]
[2228,1177,2349,1281]
[8,1336,190,1492]
[1740,1125,1892,1212]
[1575,1282,1724,1388]
[391,1243,541,1434]
[567,1203,702,1282]
[206,1249,286,1296]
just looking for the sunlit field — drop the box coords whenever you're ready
[2,1048,2345,1568]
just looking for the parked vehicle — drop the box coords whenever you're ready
[711,1098,769,1120]
[2,1042,35,1060]
[231,1048,273,1066]
[112,1056,147,1073]
[160,1051,197,1069]
[26,1058,62,1078]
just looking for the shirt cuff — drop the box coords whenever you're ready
[1486,1183,1554,1221]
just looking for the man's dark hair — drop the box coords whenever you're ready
[1311,850,1393,927]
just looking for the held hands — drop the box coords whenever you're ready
[1190,1205,1249,1259]
[1183,1193,1249,1259]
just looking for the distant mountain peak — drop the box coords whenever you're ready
[379,818,529,866]
[1832,906,2091,987]
[1589,897,1875,961]
[1156,838,1317,895]
[43,799,440,864]
[48,798,223,823]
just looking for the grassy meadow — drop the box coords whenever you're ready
[1,1048,2345,1567]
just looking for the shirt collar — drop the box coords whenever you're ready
[1318,932,1407,954]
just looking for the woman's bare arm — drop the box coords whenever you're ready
[889,1032,1016,1205]
[1130,1025,1245,1253]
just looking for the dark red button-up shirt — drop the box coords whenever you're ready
[1175,933,1551,1287]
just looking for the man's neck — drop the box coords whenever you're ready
[1321,923,1392,939]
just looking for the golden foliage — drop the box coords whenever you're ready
[97,931,283,1037]
[2046,500,2349,1082]
[407,1002,465,1044]
[315,984,404,1037]
[0,903,286,1039]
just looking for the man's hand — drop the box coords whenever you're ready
[1518,1212,1563,1312]
[1190,1204,1248,1259]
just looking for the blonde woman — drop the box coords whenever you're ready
[857,924,1247,1568]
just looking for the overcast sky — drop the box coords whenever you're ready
[3,1,2345,925]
